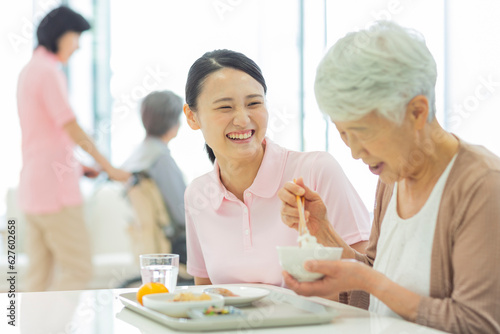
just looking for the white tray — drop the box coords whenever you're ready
[118,289,338,332]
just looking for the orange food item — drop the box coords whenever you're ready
[136,282,169,305]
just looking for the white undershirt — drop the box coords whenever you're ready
[369,155,457,318]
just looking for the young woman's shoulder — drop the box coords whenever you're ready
[184,171,220,200]
[285,149,343,175]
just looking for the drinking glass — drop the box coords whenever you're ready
[139,254,179,292]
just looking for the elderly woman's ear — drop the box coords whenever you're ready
[407,95,430,129]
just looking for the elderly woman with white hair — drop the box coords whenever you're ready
[278,21,500,333]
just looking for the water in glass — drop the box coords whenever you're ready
[141,265,179,292]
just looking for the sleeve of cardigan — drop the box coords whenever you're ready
[347,179,388,309]
[416,171,500,333]
[348,220,378,309]
[353,179,388,266]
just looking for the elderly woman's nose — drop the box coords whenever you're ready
[350,146,364,160]
[346,135,364,160]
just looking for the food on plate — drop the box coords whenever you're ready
[136,282,169,305]
[203,306,236,316]
[203,287,239,297]
[169,292,212,302]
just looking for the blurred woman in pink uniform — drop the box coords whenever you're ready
[16,6,129,291]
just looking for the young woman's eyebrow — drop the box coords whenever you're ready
[246,94,263,99]
[213,94,263,104]
[213,97,233,104]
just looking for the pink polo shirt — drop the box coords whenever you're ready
[16,46,83,214]
[185,138,370,286]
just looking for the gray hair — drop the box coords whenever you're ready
[315,21,437,124]
[141,90,183,137]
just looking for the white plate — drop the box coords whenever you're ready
[142,292,224,318]
[176,286,270,306]
[215,286,270,306]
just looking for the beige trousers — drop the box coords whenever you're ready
[25,205,92,291]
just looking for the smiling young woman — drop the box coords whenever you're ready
[184,67,268,201]
[182,49,371,287]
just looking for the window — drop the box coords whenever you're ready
[2,0,500,219]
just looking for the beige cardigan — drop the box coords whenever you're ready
[350,139,500,333]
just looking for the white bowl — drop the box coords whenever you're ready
[277,246,343,282]
[142,292,224,318]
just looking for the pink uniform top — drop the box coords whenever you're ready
[16,46,83,214]
[185,138,371,286]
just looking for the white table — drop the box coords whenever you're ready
[1,284,446,334]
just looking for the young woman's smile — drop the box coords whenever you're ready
[226,129,255,142]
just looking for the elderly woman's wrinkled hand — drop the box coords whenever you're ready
[278,177,331,240]
[282,259,370,301]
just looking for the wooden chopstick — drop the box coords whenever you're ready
[294,179,307,236]
[297,196,307,235]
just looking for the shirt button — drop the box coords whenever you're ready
[246,193,252,198]
[245,229,249,235]
[243,207,248,214]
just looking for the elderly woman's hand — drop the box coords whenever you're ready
[282,259,371,301]
[284,259,421,322]
[106,167,131,183]
[278,177,334,244]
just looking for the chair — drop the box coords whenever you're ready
[122,172,193,287]
[126,172,172,257]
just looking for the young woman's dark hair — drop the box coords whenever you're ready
[37,6,91,53]
[185,49,267,164]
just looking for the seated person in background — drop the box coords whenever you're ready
[182,49,371,287]
[279,21,500,333]
[122,91,187,263]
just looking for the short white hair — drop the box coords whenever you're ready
[315,21,437,123]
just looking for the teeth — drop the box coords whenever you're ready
[228,131,252,140]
